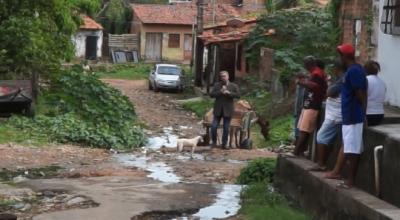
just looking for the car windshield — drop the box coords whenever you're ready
[158,66,181,75]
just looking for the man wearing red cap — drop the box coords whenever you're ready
[337,43,367,188]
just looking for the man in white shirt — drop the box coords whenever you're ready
[309,60,345,171]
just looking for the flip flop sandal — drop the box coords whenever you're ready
[324,173,342,180]
[282,152,296,158]
[308,165,327,172]
[336,181,351,189]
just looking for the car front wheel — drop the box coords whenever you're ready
[148,81,153,90]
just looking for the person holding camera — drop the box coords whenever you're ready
[210,71,240,149]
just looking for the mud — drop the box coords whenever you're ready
[0,79,276,220]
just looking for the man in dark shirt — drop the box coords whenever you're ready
[337,44,367,188]
[210,71,240,149]
[293,56,327,156]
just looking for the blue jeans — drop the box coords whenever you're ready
[211,116,231,146]
[316,119,341,145]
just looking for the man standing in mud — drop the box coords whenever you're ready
[210,71,240,149]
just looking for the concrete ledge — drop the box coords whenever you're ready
[275,155,400,220]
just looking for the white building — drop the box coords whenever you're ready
[72,15,103,60]
[376,0,400,107]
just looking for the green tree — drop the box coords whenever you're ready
[71,0,102,17]
[245,7,338,85]
[104,0,130,34]
[0,0,80,78]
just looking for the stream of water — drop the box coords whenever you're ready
[116,128,244,219]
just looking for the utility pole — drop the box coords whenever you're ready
[197,0,204,34]
[212,0,216,25]
[194,0,204,87]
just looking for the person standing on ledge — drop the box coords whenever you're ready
[337,43,367,189]
[210,71,240,149]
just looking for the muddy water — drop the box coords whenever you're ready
[146,127,178,150]
[190,184,242,220]
[117,128,244,220]
[115,154,181,183]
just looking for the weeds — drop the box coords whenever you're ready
[0,66,146,149]
[95,63,151,80]
[181,98,213,118]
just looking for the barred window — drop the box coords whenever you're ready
[381,0,400,35]
[168,34,180,48]
[395,0,400,26]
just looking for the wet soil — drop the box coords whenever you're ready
[0,79,276,220]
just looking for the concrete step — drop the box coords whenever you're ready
[275,155,400,220]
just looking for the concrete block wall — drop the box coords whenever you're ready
[323,123,400,209]
[339,0,374,63]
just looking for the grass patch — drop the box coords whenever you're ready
[251,115,293,149]
[95,63,151,80]
[0,123,49,146]
[240,183,310,220]
[238,158,309,220]
[181,98,213,118]
[266,115,294,147]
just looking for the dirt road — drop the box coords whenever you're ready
[0,79,275,220]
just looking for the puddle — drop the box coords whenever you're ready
[0,166,62,182]
[190,184,242,220]
[116,154,180,183]
[146,127,178,150]
[176,154,205,161]
[131,208,199,220]
[131,185,242,220]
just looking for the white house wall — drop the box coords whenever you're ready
[72,30,103,58]
[377,0,400,107]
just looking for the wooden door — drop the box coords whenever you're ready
[145,33,162,61]
[183,34,192,60]
[85,36,98,60]
[219,43,235,81]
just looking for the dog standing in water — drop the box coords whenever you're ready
[176,136,203,158]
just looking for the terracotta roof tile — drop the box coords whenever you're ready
[80,15,103,30]
[131,3,248,26]
[199,19,265,44]
[132,4,197,25]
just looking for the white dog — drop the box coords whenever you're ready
[176,136,203,158]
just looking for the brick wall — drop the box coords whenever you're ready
[339,0,374,63]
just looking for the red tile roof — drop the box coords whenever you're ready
[132,4,197,25]
[80,15,103,30]
[199,18,271,44]
[131,3,248,26]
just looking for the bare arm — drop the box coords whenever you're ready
[298,78,320,91]
[355,89,367,123]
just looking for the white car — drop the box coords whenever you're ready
[148,64,184,92]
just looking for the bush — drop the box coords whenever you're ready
[240,183,310,220]
[237,158,277,184]
[266,115,294,147]
[5,67,146,149]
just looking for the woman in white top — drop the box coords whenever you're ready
[364,61,386,126]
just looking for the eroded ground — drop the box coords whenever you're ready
[0,79,276,220]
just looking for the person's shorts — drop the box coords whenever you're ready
[297,109,319,133]
[367,114,384,126]
[316,119,341,145]
[342,123,364,154]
